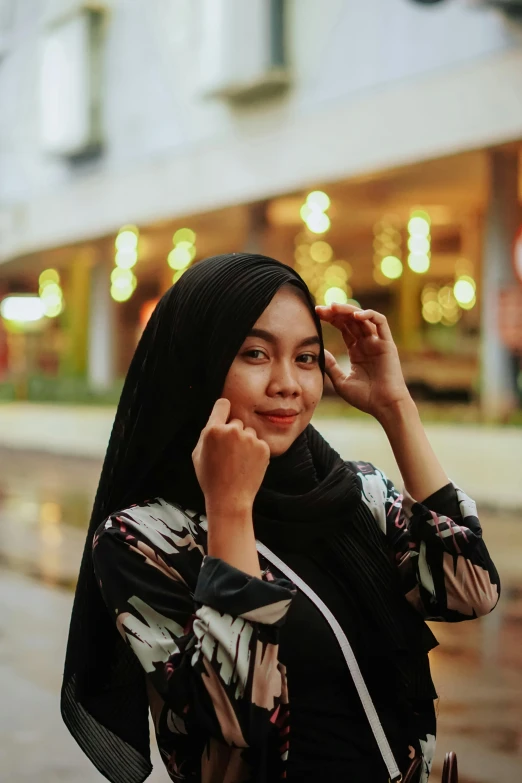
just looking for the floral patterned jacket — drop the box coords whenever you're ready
[92,462,500,783]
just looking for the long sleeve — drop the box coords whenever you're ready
[349,461,500,622]
[92,507,295,751]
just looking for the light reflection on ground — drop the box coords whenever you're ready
[0,448,520,782]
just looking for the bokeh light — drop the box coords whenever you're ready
[115,249,138,269]
[454,277,476,305]
[39,269,64,317]
[173,228,196,245]
[115,226,139,252]
[324,287,348,306]
[306,211,331,234]
[381,255,403,280]
[306,190,330,212]
[113,226,140,301]
[310,241,333,264]
[408,253,431,274]
[1,295,45,322]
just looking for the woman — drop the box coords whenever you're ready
[62,253,499,783]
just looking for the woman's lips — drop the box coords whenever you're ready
[257,413,298,427]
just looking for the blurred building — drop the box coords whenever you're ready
[0,0,522,416]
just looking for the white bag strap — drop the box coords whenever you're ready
[256,540,403,783]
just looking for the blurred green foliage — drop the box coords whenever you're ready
[0,375,124,405]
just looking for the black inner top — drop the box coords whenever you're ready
[278,482,460,782]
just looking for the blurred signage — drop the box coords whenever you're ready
[498,286,522,353]
[39,9,103,156]
[513,225,522,284]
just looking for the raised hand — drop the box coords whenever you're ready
[316,303,411,420]
[192,398,270,515]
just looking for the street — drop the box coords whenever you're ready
[0,448,521,783]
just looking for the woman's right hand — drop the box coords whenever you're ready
[192,398,270,515]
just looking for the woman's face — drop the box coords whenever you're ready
[221,286,324,457]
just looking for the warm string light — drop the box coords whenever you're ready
[294,233,357,306]
[39,268,64,317]
[300,191,331,235]
[407,210,431,274]
[111,225,139,302]
[296,191,356,305]
[421,266,477,327]
[168,228,196,284]
[373,217,402,284]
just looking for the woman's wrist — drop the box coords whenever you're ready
[373,394,418,430]
[206,503,261,578]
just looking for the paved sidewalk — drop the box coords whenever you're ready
[0,403,520,509]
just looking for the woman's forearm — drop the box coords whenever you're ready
[206,504,261,578]
[376,396,450,501]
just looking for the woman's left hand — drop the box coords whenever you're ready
[316,303,412,420]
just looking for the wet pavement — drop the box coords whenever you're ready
[0,447,521,782]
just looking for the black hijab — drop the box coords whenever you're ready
[61,253,437,783]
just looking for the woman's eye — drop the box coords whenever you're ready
[298,353,319,365]
[244,349,266,360]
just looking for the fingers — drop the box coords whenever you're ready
[324,349,347,387]
[207,397,231,426]
[317,304,392,340]
[353,309,393,341]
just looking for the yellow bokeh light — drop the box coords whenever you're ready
[40,282,62,300]
[410,209,431,224]
[310,241,333,264]
[300,203,313,222]
[421,285,438,304]
[438,286,456,308]
[39,269,60,286]
[176,241,196,259]
[325,264,348,284]
[42,292,63,309]
[454,278,475,305]
[306,191,330,212]
[324,287,348,306]
[408,216,430,237]
[111,268,137,290]
[168,246,193,270]
[111,285,133,302]
[173,228,196,245]
[408,253,431,274]
[441,310,462,326]
[306,212,331,234]
[408,236,430,255]
[44,303,63,318]
[459,295,476,310]
[381,256,403,280]
[115,248,138,269]
[115,227,139,252]
[346,298,361,308]
[172,269,186,284]
[422,301,442,324]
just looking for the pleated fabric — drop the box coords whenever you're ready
[61,253,436,783]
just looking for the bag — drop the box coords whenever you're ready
[442,752,458,783]
[257,541,459,783]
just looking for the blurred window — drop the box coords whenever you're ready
[39,8,103,157]
[199,0,288,101]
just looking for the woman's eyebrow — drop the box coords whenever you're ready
[247,327,320,348]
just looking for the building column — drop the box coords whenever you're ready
[61,248,92,376]
[480,151,520,421]
[88,254,116,391]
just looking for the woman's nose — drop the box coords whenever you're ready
[267,362,301,397]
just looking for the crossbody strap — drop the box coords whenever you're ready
[256,540,403,783]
